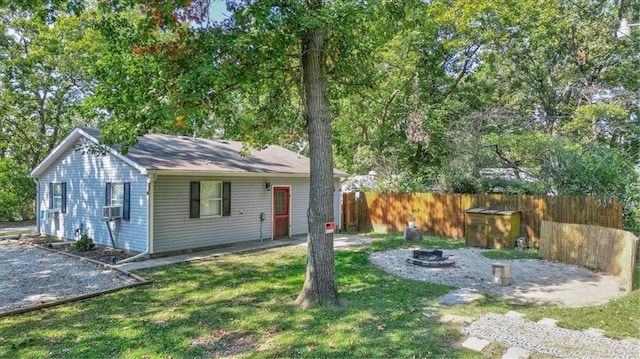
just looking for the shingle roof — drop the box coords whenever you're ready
[79,127,347,176]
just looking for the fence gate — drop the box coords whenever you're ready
[343,192,358,232]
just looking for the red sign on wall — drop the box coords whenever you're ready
[325,222,335,234]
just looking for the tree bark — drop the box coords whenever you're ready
[294,0,340,309]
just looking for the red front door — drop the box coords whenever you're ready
[273,187,290,238]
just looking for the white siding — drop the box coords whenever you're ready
[37,141,148,252]
[334,178,342,230]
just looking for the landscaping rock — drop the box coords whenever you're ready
[502,346,531,359]
[537,318,557,327]
[505,311,525,319]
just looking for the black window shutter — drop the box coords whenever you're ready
[222,182,231,217]
[123,182,130,220]
[49,182,53,209]
[61,183,67,214]
[105,182,112,206]
[190,181,200,218]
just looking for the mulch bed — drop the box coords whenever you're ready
[11,235,136,265]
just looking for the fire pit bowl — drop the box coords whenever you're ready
[407,249,455,268]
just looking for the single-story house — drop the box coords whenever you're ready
[30,127,346,258]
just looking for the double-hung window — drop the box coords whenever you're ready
[110,183,125,207]
[201,181,222,217]
[190,181,231,218]
[49,182,66,213]
[105,182,131,220]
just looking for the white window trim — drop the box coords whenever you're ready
[111,182,125,207]
[52,183,63,210]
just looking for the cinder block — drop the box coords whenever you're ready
[493,263,511,286]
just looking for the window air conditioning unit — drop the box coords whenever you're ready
[102,205,122,220]
[46,208,60,219]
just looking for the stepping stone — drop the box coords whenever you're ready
[537,317,557,327]
[502,347,531,359]
[437,288,483,305]
[462,336,491,352]
[622,337,640,346]
[505,311,525,319]
[439,314,473,325]
[583,328,605,336]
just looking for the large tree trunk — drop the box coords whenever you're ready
[294,0,340,309]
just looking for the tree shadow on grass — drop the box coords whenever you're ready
[0,246,464,358]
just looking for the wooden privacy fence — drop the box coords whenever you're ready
[343,192,623,247]
[540,221,638,291]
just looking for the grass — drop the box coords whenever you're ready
[1,233,638,358]
[0,239,472,358]
[0,220,36,237]
[482,248,541,260]
[440,291,640,340]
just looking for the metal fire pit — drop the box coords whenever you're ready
[406,249,455,268]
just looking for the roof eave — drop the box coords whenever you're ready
[30,128,85,178]
[30,127,148,178]
[147,169,347,178]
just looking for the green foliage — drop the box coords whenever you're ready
[368,233,467,252]
[74,234,95,251]
[0,157,35,221]
[482,249,541,260]
[0,6,100,220]
[480,178,548,196]
[0,9,99,168]
[445,176,481,194]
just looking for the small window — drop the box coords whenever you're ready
[105,182,130,220]
[52,183,63,209]
[201,181,222,217]
[49,182,66,213]
[190,181,231,218]
[111,183,125,206]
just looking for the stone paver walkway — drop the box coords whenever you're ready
[463,312,640,358]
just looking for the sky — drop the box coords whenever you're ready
[209,0,230,23]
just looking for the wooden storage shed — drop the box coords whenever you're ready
[465,208,521,249]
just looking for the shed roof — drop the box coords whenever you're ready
[31,127,348,178]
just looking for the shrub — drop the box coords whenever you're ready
[74,234,95,251]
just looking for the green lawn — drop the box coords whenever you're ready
[0,240,470,358]
[482,248,541,260]
[1,234,638,358]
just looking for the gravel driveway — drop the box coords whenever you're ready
[1,241,143,315]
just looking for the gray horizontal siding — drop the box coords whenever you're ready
[288,178,342,234]
[153,176,275,253]
[334,178,342,230]
[37,141,148,252]
[152,175,342,254]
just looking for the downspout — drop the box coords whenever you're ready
[33,177,41,236]
[116,173,155,264]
